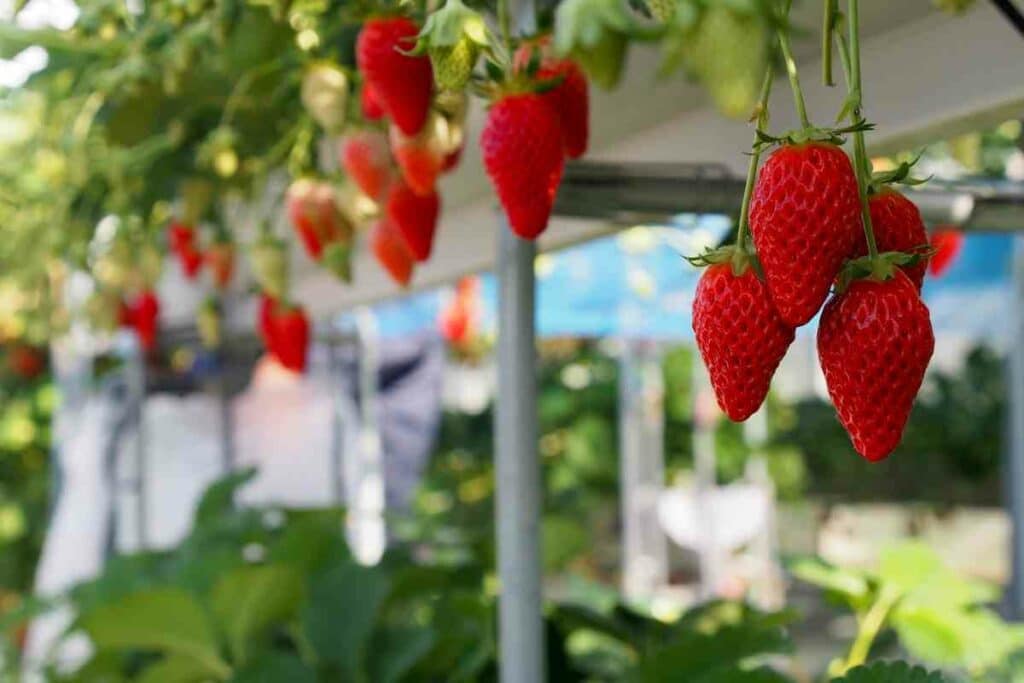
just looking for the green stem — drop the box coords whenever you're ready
[776,0,811,129]
[841,588,899,673]
[845,0,878,258]
[736,68,775,252]
[497,0,511,52]
[822,0,837,86]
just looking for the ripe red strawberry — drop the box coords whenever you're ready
[168,220,195,252]
[126,290,160,351]
[339,130,395,201]
[370,218,415,286]
[179,247,204,280]
[361,81,386,121]
[848,188,928,289]
[442,142,463,172]
[389,121,444,196]
[356,17,434,136]
[258,293,278,353]
[7,344,45,380]
[205,242,235,290]
[286,179,351,261]
[386,178,440,261]
[514,42,589,159]
[928,228,964,278]
[749,142,862,326]
[168,221,203,279]
[480,93,565,239]
[272,303,310,373]
[692,263,795,421]
[817,270,934,461]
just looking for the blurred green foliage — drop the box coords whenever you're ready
[792,542,1024,679]
[4,470,801,682]
[0,349,53,598]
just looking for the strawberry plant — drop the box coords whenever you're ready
[791,542,1024,679]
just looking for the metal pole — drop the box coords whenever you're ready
[1006,234,1024,617]
[495,223,543,683]
[127,341,148,550]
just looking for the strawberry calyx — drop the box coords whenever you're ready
[835,248,932,292]
[869,152,930,191]
[686,244,764,280]
[321,241,353,283]
[409,0,490,53]
[755,118,873,149]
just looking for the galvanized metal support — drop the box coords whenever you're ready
[495,224,544,683]
[126,340,148,550]
[1006,234,1024,618]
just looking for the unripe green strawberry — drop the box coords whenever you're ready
[197,298,221,349]
[683,5,768,119]
[301,61,349,133]
[249,235,288,300]
[571,30,627,91]
[412,0,487,93]
[555,0,631,90]
[430,37,479,92]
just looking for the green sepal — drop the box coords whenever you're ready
[834,249,933,293]
[755,118,874,149]
[685,244,764,280]
[410,0,489,53]
[870,151,931,189]
[321,241,353,283]
[534,72,567,94]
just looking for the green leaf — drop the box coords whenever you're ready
[210,565,304,665]
[787,556,870,603]
[830,661,950,682]
[877,543,943,594]
[81,588,230,680]
[194,468,257,526]
[300,562,390,678]
[633,620,791,681]
[366,626,436,683]
[266,510,349,573]
[890,606,964,666]
[136,655,212,683]
[229,651,316,683]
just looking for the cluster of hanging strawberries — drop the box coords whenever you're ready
[167,220,236,291]
[690,0,941,462]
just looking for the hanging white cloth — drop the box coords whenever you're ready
[23,394,121,679]
[114,393,224,553]
[232,355,340,508]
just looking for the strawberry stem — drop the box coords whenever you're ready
[844,0,879,259]
[822,0,838,86]
[776,0,811,130]
[497,0,511,53]
[736,68,775,253]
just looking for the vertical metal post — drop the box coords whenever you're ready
[218,297,235,477]
[1007,235,1024,618]
[327,336,345,503]
[127,342,148,550]
[495,224,543,682]
[618,339,668,602]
